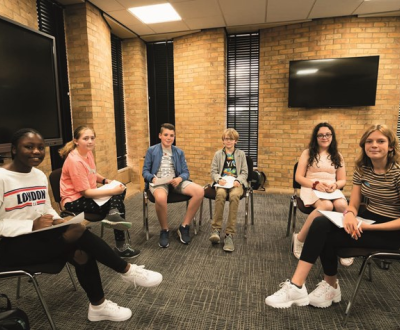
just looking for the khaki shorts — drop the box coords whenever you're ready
[149,180,193,195]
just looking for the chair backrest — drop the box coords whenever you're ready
[246,156,254,184]
[49,168,62,204]
[293,162,301,189]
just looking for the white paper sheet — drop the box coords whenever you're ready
[149,175,174,187]
[318,210,375,228]
[93,180,125,206]
[314,189,346,200]
[24,212,85,235]
[214,176,236,189]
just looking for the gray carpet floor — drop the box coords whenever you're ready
[1,192,399,329]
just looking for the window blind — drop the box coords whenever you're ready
[227,33,260,166]
[111,34,127,169]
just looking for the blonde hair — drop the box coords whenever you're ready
[222,128,239,141]
[356,124,400,173]
[59,126,95,159]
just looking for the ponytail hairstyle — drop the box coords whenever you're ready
[10,128,43,160]
[307,122,342,169]
[356,124,400,174]
[59,126,95,159]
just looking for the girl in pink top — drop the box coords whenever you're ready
[59,126,139,259]
[292,123,352,266]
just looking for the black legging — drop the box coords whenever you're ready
[64,191,126,242]
[0,228,127,303]
[300,210,400,276]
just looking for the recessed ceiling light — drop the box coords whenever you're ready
[128,3,181,24]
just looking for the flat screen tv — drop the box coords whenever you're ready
[288,56,379,108]
[0,15,62,153]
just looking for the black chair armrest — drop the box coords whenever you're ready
[60,210,76,218]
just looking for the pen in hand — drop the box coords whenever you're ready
[351,220,362,239]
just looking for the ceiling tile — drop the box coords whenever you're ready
[354,0,400,15]
[115,0,165,7]
[219,0,267,26]
[185,15,226,30]
[90,0,124,11]
[149,20,191,33]
[107,9,143,25]
[267,0,315,22]
[309,0,363,19]
[173,0,222,19]
[125,23,157,35]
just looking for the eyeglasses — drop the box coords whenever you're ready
[223,138,235,141]
[317,133,332,139]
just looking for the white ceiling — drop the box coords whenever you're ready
[58,0,400,41]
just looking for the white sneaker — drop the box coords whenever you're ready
[88,299,132,322]
[292,233,304,259]
[265,280,309,308]
[340,257,354,267]
[121,264,163,288]
[308,280,341,308]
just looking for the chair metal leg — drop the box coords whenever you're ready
[286,197,294,237]
[244,191,250,239]
[30,275,58,330]
[199,200,203,228]
[292,202,297,234]
[250,189,254,225]
[143,192,149,240]
[343,255,373,326]
[125,229,132,246]
[208,199,212,220]
[188,200,197,235]
[16,276,21,299]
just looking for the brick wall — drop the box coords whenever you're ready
[259,17,400,195]
[174,29,227,186]
[122,38,149,184]
[0,0,37,29]
[64,3,118,180]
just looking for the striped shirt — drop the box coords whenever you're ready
[353,164,400,219]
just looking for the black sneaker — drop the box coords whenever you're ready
[114,245,141,258]
[159,230,170,248]
[177,225,191,245]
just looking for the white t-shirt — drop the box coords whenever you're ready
[0,167,60,237]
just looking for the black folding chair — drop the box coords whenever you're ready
[0,260,77,330]
[142,187,197,240]
[336,247,400,326]
[286,162,314,237]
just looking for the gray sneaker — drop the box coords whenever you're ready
[223,234,234,252]
[209,229,220,244]
[102,208,132,231]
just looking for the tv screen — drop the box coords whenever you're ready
[0,15,62,153]
[288,56,379,108]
